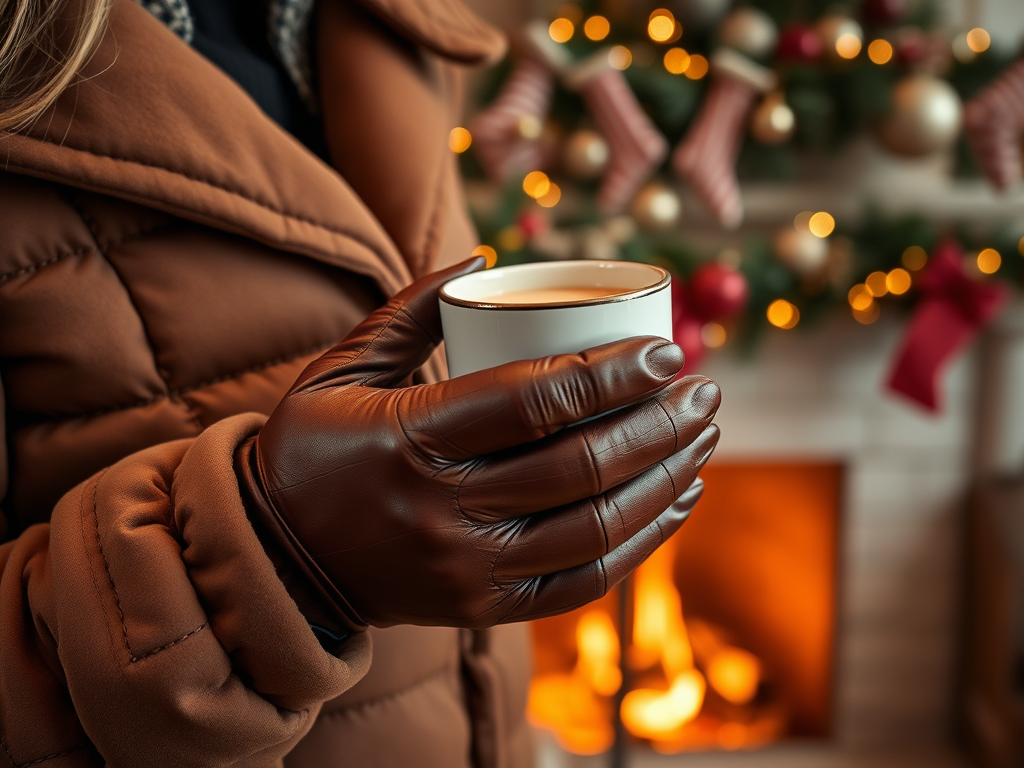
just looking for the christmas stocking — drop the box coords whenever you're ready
[672,49,776,229]
[964,58,1024,191]
[564,55,669,214]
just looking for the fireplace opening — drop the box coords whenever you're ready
[529,462,842,756]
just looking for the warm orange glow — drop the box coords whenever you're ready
[584,15,610,41]
[767,299,799,329]
[1018,236,1024,257]
[621,670,706,738]
[549,18,574,43]
[536,182,562,208]
[609,45,633,70]
[967,27,991,53]
[701,322,727,348]
[847,284,873,311]
[648,10,677,42]
[868,39,892,64]
[577,611,622,696]
[902,245,928,271]
[684,54,708,79]
[793,210,813,234]
[471,245,498,268]
[886,268,911,295]
[523,170,551,199]
[853,301,880,324]
[664,47,690,75]
[808,211,835,238]
[707,648,760,705]
[528,674,613,754]
[978,247,1001,274]
[448,126,472,153]
[836,33,862,59]
[495,226,524,252]
[865,270,888,297]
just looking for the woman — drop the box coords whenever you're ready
[0,0,721,766]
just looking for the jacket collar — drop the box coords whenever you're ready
[0,0,503,297]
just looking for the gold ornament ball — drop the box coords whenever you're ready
[774,227,829,276]
[630,184,682,231]
[563,130,610,180]
[751,93,795,145]
[719,8,778,59]
[817,15,863,62]
[876,75,963,157]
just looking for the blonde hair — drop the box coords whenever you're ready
[0,0,113,131]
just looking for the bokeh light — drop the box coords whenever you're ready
[584,15,610,41]
[685,54,709,79]
[865,271,888,297]
[966,27,991,53]
[793,211,813,234]
[977,248,1002,274]
[648,10,677,42]
[536,182,562,208]
[902,245,928,271]
[495,226,525,252]
[853,301,881,324]
[767,299,800,329]
[523,171,551,199]
[808,212,835,238]
[867,39,892,64]
[448,127,472,153]
[549,18,574,43]
[836,34,862,59]
[1019,236,1024,257]
[701,322,727,348]
[472,245,498,268]
[847,284,873,312]
[609,45,633,70]
[664,47,691,75]
[886,268,912,295]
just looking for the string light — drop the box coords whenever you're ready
[767,299,800,329]
[609,46,633,70]
[684,54,709,79]
[847,284,873,312]
[865,271,888,297]
[966,28,991,53]
[523,171,551,199]
[867,39,892,65]
[886,268,912,295]
[448,127,472,153]
[648,9,676,42]
[977,248,1001,274]
[549,18,574,43]
[536,183,562,208]
[701,322,727,348]
[808,212,835,238]
[472,245,498,268]
[836,34,862,59]
[901,245,927,271]
[664,47,690,75]
[793,211,813,233]
[853,302,880,324]
[584,15,610,41]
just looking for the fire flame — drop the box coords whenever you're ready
[530,532,767,754]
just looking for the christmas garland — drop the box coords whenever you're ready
[456,0,1024,412]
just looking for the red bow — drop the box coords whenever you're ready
[887,240,1009,412]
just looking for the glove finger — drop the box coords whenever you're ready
[497,493,695,624]
[490,428,715,581]
[292,256,486,391]
[402,337,688,459]
[457,378,719,519]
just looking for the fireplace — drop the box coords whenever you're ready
[529,463,841,755]
[529,312,978,767]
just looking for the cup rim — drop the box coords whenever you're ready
[439,260,671,311]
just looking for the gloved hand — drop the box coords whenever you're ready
[237,257,720,632]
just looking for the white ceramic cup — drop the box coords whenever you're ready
[439,260,673,378]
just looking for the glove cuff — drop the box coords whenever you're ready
[235,437,369,635]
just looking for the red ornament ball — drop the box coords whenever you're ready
[688,263,750,321]
[777,24,822,62]
[516,209,549,239]
[862,0,906,25]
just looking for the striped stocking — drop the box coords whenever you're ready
[567,59,669,214]
[964,58,1024,191]
[470,58,556,182]
[672,50,775,229]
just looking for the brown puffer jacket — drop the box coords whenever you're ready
[0,0,534,766]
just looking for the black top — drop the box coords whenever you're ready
[190,0,327,157]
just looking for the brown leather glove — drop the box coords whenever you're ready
[237,258,720,632]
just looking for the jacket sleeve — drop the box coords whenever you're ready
[0,412,371,768]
